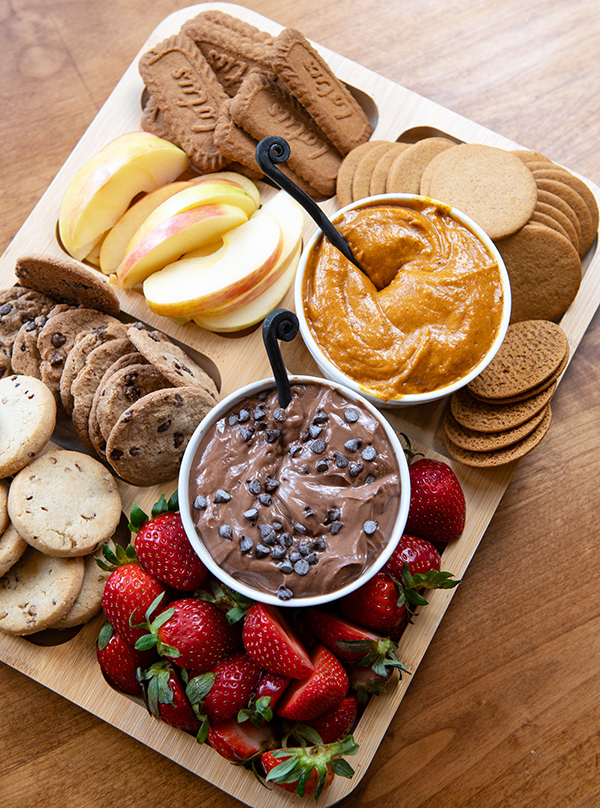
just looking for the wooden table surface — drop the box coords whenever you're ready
[2,1,600,806]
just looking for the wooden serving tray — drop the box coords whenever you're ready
[1,3,599,805]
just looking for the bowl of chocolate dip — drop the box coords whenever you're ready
[295,194,511,406]
[179,375,410,607]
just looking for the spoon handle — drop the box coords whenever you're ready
[255,136,362,270]
[262,308,299,409]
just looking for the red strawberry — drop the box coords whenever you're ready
[277,645,349,721]
[238,669,291,727]
[100,544,167,646]
[384,534,441,579]
[405,458,466,542]
[346,664,393,705]
[339,571,408,638]
[304,695,359,744]
[261,735,359,799]
[138,659,201,733]
[242,603,314,679]
[207,718,279,763]
[136,597,240,672]
[133,504,208,591]
[96,621,156,696]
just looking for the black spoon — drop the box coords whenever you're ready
[255,135,363,271]
[262,308,299,408]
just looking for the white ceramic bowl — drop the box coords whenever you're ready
[179,374,410,608]
[294,193,512,407]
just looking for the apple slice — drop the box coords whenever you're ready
[116,203,249,289]
[192,242,301,332]
[59,132,189,261]
[192,172,261,208]
[142,212,283,318]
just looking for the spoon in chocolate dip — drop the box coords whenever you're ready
[255,136,364,271]
[262,308,299,409]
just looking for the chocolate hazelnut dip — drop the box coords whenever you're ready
[302,199,505,400]
[188,382,401,600]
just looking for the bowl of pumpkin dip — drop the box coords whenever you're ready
[294,194,511,406]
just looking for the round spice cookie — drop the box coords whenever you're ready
[512,150,554,165]
[536,188,582,245]
[7,449,122,557]
[126,324,219,399]
[529,210,571,243]
[386,137,456,195]
[450,383,556,433]
[336,141,390,208]
[105,386,216,486]
[369,142,409,195]
[532,168,598,241]
[494,223,581,324]
[0,523,28,577]
[15,253,121,315]
[0,480,9,535]
[10,305,70,379]
[52,541,113,629]
[444,403,549,452]
[95,363,172,442]
[445,405,552,467]
[0,375,57,478]
[38,308,124,399]
[426,143,538,239]
[534,201,579,251]
[0,545,85,635]
[534,177,596,256]
[352,141,397,201]
[467,320,568,401]
[469,347,568,405]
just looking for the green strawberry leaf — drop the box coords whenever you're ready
[97,620,113,651]
[329,757,355,778]
[186,671,216,709]
[128,504,149,534]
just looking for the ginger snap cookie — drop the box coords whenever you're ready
[8,449,122,558]
[369,142,410,196]
[494,223,581,324]
[444,404,549,452]
[425,143,538,239]
[352,141,397,202]
[0,375,56,478]
[534,177,596,256]
[512,150,554,165]
[270,28,372,156]
[386,137,456,195]
[533,168,598,240]
[0,523,28,578]
[534,200,579,251]
[15,253,121,315]
[469,347,569,405]
[336,141,390,207]
[0,546,85,635]
[450,383,556,433]
[105,386,216,486]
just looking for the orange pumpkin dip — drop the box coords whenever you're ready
[302,199,505,399]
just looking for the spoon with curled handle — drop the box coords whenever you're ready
[262,308,299,409]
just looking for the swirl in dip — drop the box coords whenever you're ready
[188,382,401,601]
[302,199,505,400]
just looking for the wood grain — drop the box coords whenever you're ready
[1,1,600,807]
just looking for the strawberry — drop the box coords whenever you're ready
[130,493,208,592]
[277,645,349,721]
[136,597,240,672]
[261,735,359,799]
[405,457,466,542]
[242,602,314,679]
[306,609,410,677]
[303,695,359,744]
[338,571,408,638]
[207,718,279,763]
[238,669,291,726]
[99,543,167,645]
[346,664,393,705]
[96,621,156,696]
[384,534,441,579]
[138,659,201,733]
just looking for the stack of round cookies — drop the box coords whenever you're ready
[443,320,569,467]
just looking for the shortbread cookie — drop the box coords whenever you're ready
[0,523,28,577]
[494,223,581,324]
[426,143,538,239]
[444,404,548,452]
[270,27,372,156]
[8,449,122,557]
[139,32,229,173]
[386,137,456,195]
[450,383,556,433]
[105,386,215,486]
[52,542,113,628]
[0,546,84,635]
[126,324,218,399]
[15,254,121,315]
[0,481,8,535]
[0,375,56,478]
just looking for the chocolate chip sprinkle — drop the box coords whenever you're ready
[258,493,272,506]
[308,424,322,439]
[194,495,207,510]
[349,461,364,477]
[329,520,343,535]
[311,438,326,454]
[247,479,261,495]
[365,473,376,485]
[363,520,378,535]
[344,438,362,452]
[255,543,271,559]
[279,560,294,574]
[273,407,286,422]
[219,524,233,540]
[277,584,294,599]
[240,535,253,553]
[271,545,286,560]
[265,477,280,492]
[214,489,231,503]
[344,408,359,423]
[361,446,377,461]
[294,559,310,575]
[333,452,348,468]
[243,508,258,523]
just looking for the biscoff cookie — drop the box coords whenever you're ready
[141,94,179,143]
[10,305,70,380]
[182,12,274,97]
[52,542,113,629]
[8,449,122,558]
[336,141,390,208]
[386,137,456,195]
[126,324,218,399]
[467,320,568,401]
[534,200,579,251]
[450,383,556,433]
[139,32,229,174]
[0,523,28,578]
[0,375,56,478]
[369,142,410,196]
[0,546,84,635]
[494,223,581,324]
[230,70,342,198]
[0,481,8,535]
[534,177,595,257]
[444,404,549,452]
[105,386,215,486]
[15,254,121,315]
[95,363,172,442]
[426,143,538,239]
[270,28,372,156]
[445,405,552,467]
[351,141,396,201]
